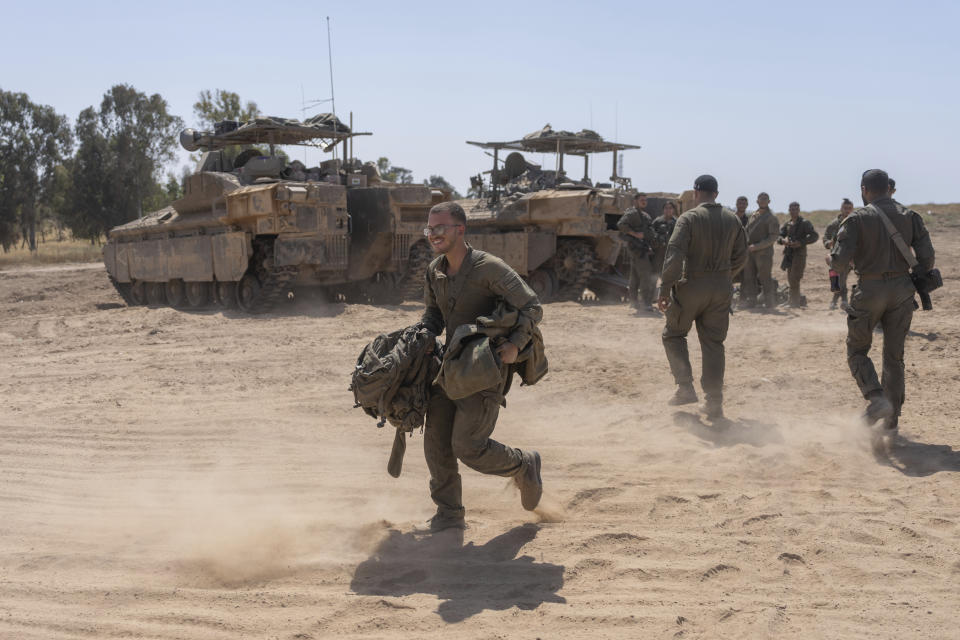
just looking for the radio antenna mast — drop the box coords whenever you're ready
[326,16,338,160]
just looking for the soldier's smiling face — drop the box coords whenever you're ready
[736,197,748,213]
[789,203,800,218]
[757,194,770,208]
[425,211,464,254]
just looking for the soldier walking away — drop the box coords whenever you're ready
[777,202,819,308]
[617,193,656,312]
[420,201,545,532]
[657,175,748,419]
[830,169,935,448]
[823,198,855,309]
[651,199,679,274]
[740,192,780,309]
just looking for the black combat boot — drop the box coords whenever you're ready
[700,395,724,419]
[668,383,698,406]
[419,510,467,533]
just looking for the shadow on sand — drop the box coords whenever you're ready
[672,411,784,448]
[879,435,960,476]
[350,523,565,622]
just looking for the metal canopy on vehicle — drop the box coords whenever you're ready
[182,115,371,152]
[466,137,641,156]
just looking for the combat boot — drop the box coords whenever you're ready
[863,391,894,428]
[700,395,724,419]
[514,450,543,511]
[668,383,698,406]
[417,511,467,533]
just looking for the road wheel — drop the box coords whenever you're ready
[145,282,166,306]
[129,280,147,306]
[165,279,185,308]
[526,268,556,302]
[236,273,262,313]
[184,281,211,308]
[215,281,238,308]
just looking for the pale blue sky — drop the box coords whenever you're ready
[4,0,958,209]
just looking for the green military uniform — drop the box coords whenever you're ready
[778,216,819,307]
[617,207,655,307]
[650,213,678,274]
[420,246,542,520]
[741,208,780,308]
[823,214,850,305]
[830,197,934,425]
[660,204,748,403]
[732,211,750,284]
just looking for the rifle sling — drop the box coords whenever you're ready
[868,203,918,270]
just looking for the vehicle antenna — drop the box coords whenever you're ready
[326,16,337,161]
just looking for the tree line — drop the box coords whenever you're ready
[0,86,460,253]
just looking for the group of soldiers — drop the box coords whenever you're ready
[616,187,896,312]
[404,169,934,532]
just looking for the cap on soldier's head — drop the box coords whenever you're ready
[694,174,718,192]
[861,169,889,193]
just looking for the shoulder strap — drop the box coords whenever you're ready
[868,203,918,269]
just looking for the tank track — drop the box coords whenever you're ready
[554,238,599,301]
[239,238,299,314]
[108,275,138,306]
[400,240,434,301]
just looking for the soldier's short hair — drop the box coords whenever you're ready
[789,201,800,208]
[663,200,678,212]
[736,195,748,202]
[429,201,467,224]
[758,192,769,199]
[861,169,889,194]
[635,192,647,199]
[842,198,853,206]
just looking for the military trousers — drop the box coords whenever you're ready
[627,250,656,305]
[741,248,776,308]
[786,250,806,306]
[832,266,850,304]
[845,275,915,416]
[662,274,732,400]
[423,380,524,518]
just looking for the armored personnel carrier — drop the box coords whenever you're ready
[453,125,641,301]
[103,115,442,312]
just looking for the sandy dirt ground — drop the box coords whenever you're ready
[1,233,959,640]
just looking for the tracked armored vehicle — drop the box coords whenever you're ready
[453,125,641,301]
[103,115,441,312]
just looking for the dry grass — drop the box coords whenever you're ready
[0,239,103,268]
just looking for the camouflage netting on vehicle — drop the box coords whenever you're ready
[205,114,353,148]
[522,124,602,142]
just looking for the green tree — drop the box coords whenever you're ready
[63,85,183,241]
[423,175,462,199]
[376,157,413,184]
[193,89,259,129]
[0,89,72,251]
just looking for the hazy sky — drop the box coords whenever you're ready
[4,0,958,210]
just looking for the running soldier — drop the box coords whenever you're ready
[617,193,656,311]
[741,192,780,309]
[420,202,544,531]
[777,202,819,307]
[657,175,748,419]
[830,169,935,443]
[823,198,855,309]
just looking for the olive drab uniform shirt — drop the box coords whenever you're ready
[779,216,819,254]
[823,215,844,249]
[745,209,780,252]
[830,197,934,276]
[421,246,543,351]
[660,203,749,292]
[617,207,654,255]
[651,214,678,249]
